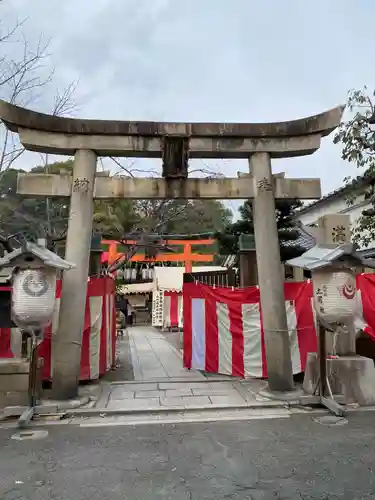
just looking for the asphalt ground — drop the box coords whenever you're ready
[0,411,374,499]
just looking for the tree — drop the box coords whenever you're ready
[0,161,73,250]
[0,159,233,261]
[94,199,138,237]
[98,198,232,271]
[0,2,51,173]
[162,199,232,234]
[0,0,80,253]
[334,87,375,247]
[0,1,79,175]
[217,199,305,262]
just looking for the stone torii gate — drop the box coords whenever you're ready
[0,100,343,398]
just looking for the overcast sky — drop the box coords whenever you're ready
[1,0,374,212]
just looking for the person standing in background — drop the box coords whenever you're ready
[117,294,128,326]
[127,302,135,325]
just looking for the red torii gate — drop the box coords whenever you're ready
[101,238,216,272]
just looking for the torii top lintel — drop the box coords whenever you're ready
[0,100,344,139]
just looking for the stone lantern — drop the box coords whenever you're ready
[287,243,375,408]
[0,241,75,425]
[0,241,75,330]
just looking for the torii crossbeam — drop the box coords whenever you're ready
[0,100,344,398]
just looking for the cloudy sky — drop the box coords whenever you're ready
[1,0,375,210]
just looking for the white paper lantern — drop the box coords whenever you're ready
[12,268,57,328]
[312,268,357,324]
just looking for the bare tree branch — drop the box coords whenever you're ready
[109,156,159,177]
[0,17,53,174]
[42,81,80,237]
[2,34,52,99]
[51,80,79,117]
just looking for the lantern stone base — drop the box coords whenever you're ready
[303,353,375,406]
[0,358,30,409]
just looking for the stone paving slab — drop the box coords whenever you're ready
[160,395,211,407]
[106,398,161,410]
[209,394,247,405]
[192,386,236,396]
[158,381,211,390]
[135,390,162,399]
[206,381,236,389]
[128,326,206,382]
[100,326,290,414]
[103,379,256,411]
[141,371,166,380]
[165,388,193,397]
[110,390,135,400]
[108,375,233,385]
[110,383,158,395]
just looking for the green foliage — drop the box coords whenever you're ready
[334,87,375,246]
[217,199,305,262]
[334,88,375,173]
[0,162,234,251]
[0,161,73,245]
[94,199,139,237]
[162,200,232,234]
[98,198,232,240]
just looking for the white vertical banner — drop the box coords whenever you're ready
[163,294,171,328]
[285,300,301,374]
[107,293,114,369]
[106,293,111,370]
[50,298,61,379]
[89,296,102,380]
[242,303,262,378]
[216,302,232,376]
[191,298,206,370]
[152,291,164,327]
[178,295,183,328]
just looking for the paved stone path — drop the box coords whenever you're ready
[128,326,206,381]
[100,379,273,411]
[94,326,273,411]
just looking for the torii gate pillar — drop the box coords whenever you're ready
[0,100,344,397]
[251,152,294,390]
[53,149,97,399]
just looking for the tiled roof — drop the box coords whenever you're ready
[287,243,375,271]
[281,224,317,251]
[0,242,76,270]
[296,174,374,216]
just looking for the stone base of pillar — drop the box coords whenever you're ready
[303,353,375,406]
[258,387,304,402]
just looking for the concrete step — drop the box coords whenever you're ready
[66,398,289,418]
[73,406,293,427]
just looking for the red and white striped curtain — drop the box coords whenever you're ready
[163,291,183,329]
[0,277,116,381]
[183,275,375,379]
